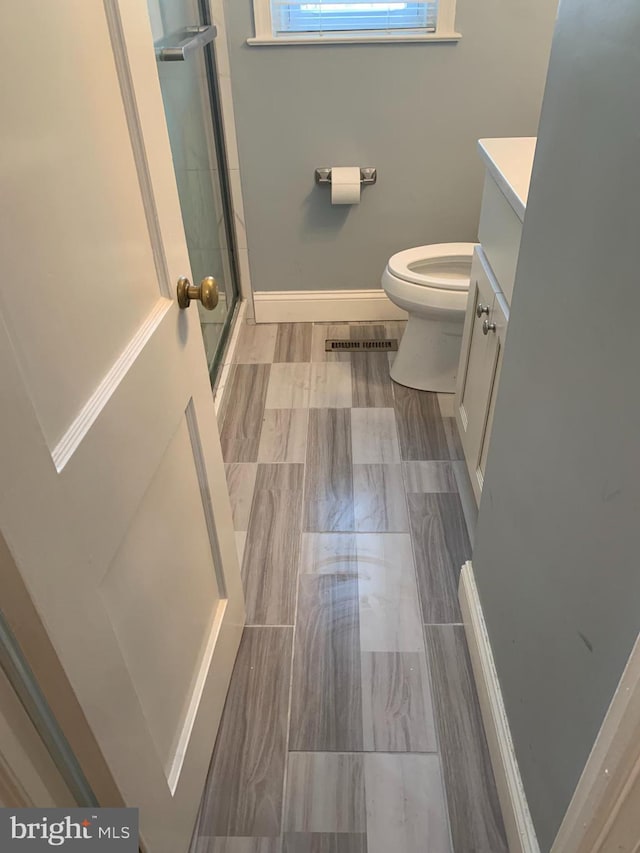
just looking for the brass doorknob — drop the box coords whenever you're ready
[176,276,219,310]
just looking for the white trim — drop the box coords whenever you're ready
[247,32,460,45]
[459,562,541,853]
[237,249,255,320]
[550,632,640,853]
[436,0,457,35]
[253,289,408,323]
[214,300,247,419]
[0,661,75,808]
[252,0,273,40]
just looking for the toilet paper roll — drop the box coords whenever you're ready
[331,166,361,205]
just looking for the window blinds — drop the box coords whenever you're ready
[271,1,438,35]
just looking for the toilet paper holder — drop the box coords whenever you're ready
[315,167,377,186]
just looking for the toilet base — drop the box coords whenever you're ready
[390,314,464,393]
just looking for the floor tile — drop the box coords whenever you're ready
[225,463,258,531]
[234,323,278,364]
[351,354,394,408]
[197,840,279,853]
[351,409,400,464]
[309,363,353,408]
[290,574,362,751]
[283,834,367,853]
[350,324,386,341]
[425,625,507,852]
[443,417,464,460]
[452,460,478,546]
[353,464,408,532]
[364,753,452,853]
[392,384,450,461]
[235,531,247,566]
[361,651,437,752]
[355,533,423,652]
[266,363,312,409]
[408,493,470,623]
[274,323,313,363]
[198,627,292,838]
[220,364,270,463]
[284,753,365,832]
[205,322,502,853]
[258,409,309,463]
[300,533,358,575]
[383,320,406,342]
[403,461,457,494]
[304,409,354,532]
[242,464,304,624]
[310,325,351,363]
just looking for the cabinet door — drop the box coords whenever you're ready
[455,248,500,502]
[477,292,508,492]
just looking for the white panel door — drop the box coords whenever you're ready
[0,3,244,852]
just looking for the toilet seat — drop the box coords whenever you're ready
[387,243,476,291]
[381,270,468,317]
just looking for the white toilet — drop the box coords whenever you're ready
[381,242,476,392]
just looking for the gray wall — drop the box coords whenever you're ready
[224,0,558,292]
[472,1,640,849]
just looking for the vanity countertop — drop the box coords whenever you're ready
[478,137,536,223]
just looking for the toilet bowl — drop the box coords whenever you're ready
[381,242,476,392]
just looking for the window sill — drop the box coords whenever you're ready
[246,32,461,46]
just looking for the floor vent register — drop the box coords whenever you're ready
[324,339,398,352]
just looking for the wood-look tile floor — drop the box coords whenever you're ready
[195,321,507,853]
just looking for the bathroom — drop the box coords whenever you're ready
[1,2,640,853]
[166,0,552,847]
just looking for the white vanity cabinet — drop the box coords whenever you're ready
[456,248,508,502]
[455,137,535,503]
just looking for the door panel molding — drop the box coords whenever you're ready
[102,0,172,299]
[107,0,197,293]
[52,301,172,471]
[185,399,228,598]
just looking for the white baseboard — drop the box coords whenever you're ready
[459,562,540,853]
[253,289,408,323]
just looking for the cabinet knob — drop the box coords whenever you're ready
[476,303,490,318]
[482,319,497,335]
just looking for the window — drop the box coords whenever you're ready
[249,0,459,44]
[274,3,435,35]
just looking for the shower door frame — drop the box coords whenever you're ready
[196,0,241,384]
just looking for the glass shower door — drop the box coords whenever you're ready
[148,0,239,381]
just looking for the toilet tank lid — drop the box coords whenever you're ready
[388,243,477,290]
